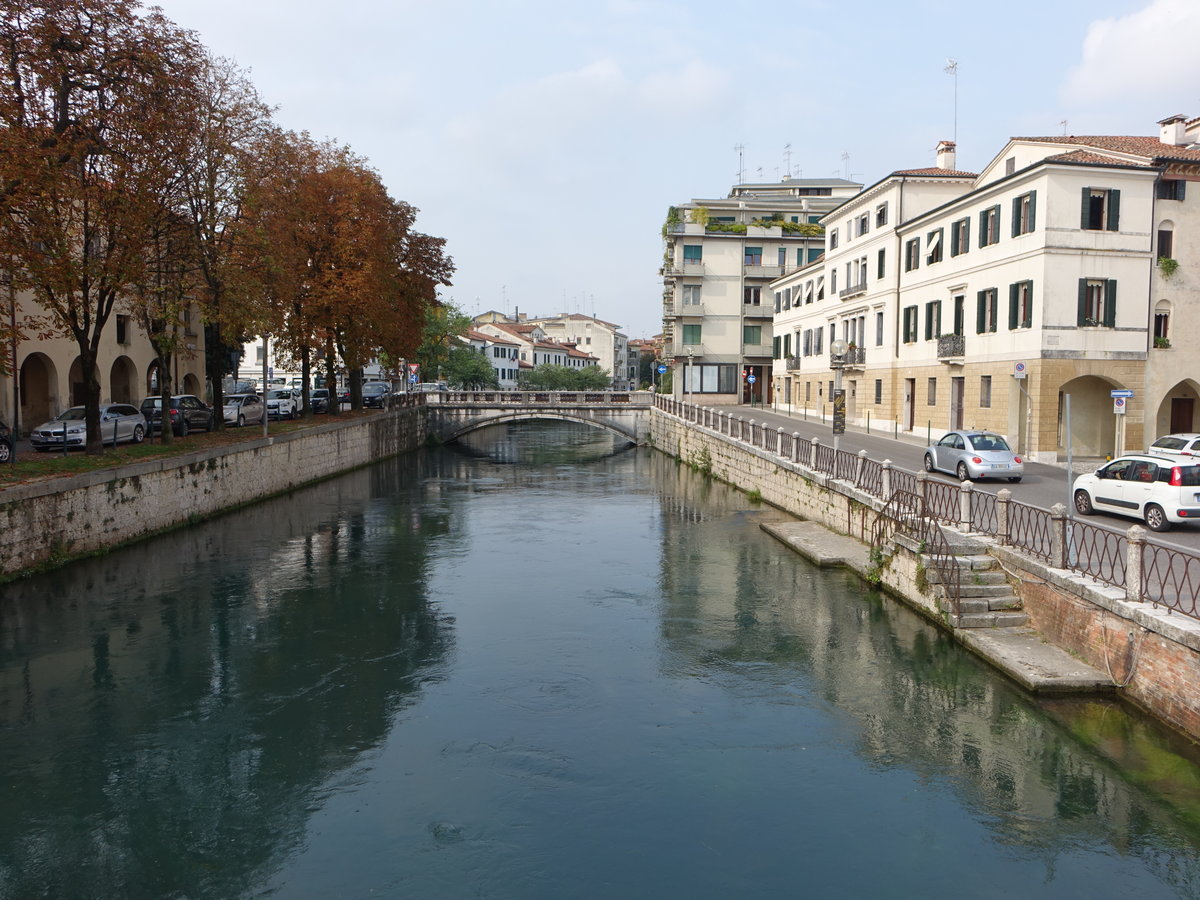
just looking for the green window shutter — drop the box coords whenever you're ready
[1077,279,1088,326]
[976,291,986,333]
[989,293,997,332]
[963,219,970,251]
[1011,197,1020,238]
[924,303,932,340]
[979,210,987,248]
[773,336,781,359]
[1028,192,1036,232]
[1009,283,1019,329]
[1081,187,1091,228]
[1104,279,1117,327]
[1107,189,1120,231]
[1022,282,1033,328]
[951,223,959,256]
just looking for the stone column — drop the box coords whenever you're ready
[810,436,820,469]
[959,480,973,530]
[996,488,1011,544]
[881,460,892,499]
[1050,503,1067,569]
[855,449,867,487]
[1126,524,1146,603]
[792,432,801,464]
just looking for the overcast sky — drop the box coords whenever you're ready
[148,0,1200,339]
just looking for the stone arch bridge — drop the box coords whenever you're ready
[425,391,653,444]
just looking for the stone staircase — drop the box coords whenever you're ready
[926,530,1028,629]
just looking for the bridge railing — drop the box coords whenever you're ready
[430,390,652,406]
[653,394,1200,621]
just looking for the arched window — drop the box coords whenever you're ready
[1158,220,1176,259]
[1154,299,1171,346]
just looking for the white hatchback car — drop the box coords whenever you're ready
[1072,454,1200,531]
[1147,433,1200,461]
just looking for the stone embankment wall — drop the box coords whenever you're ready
[0,408,425,576]
[652,409,1200,741]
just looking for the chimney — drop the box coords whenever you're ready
[1159,114,1188,146]
[936,140,957,170]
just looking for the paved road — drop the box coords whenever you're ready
[701,402,1200,555]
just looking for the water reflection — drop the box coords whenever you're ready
[0,463,453,898]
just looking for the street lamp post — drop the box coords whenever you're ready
[686,349,694,403]
[829,338,848,455]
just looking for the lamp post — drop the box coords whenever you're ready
[830,338,848,455]
[686,349,694,403]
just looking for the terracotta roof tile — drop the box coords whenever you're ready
[1014,135,1200,162]
[890,167,978,178]
[1043,149,1154,168]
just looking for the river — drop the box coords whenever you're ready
[2,420,1200,898]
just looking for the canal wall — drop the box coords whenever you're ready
[651,408,1200,742]
[0,408,426,576]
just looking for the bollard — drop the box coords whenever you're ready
[778,427,786,459]
[1125,525,1146,603]
[810,436,820,470]
[792,432,801,464]
[881,460,893,498]
[915,470,929,512]
[855,449,867,486]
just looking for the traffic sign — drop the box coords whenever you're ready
[747,374,756,384]
[1114,397,1126,415]
[657,364,667,374]
[1013,361,1026,379]
[1110,389,1134,398]
[832,389,846,435]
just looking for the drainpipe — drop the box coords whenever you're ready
[893,178,907,430]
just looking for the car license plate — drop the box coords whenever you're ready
[992,463,1008,469]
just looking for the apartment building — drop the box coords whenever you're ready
[462,328,521,389]
[523,313,632,389]
[661,177,861,404]
[772,120,1200,461]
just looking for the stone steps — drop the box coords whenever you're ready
[928,549,1028,629]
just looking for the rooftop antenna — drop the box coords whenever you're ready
[1060,119,1069,135]
[784,143,792,178]
[944,58,959,145]
[734,144,745,184]
[841,151,850,180]
[756,167,763,180]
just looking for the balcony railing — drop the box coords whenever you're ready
[838,281,867,300]
[742,343,772,357]
[743,264,784,279]
[830,347,866,368]
[937,333,965,359]
[786,356,802,371]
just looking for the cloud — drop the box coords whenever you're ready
[1062,0,1200,111]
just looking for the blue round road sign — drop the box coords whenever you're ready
[657,364,667,374]
[747,374,757,384]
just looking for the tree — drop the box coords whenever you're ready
[0,0,204,453]
[414,302,471,384]
[443,343,498,389]
[521,364,611,390]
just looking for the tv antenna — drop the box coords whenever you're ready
[734,144,745,184]
[784,143,792,178]
[944,58,959,145]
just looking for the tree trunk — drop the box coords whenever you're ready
[79,340,103,455]
[325,335,339,416]
[300,345,311,419]
[158,352,174,445]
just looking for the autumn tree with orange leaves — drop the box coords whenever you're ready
[0,0,204,453]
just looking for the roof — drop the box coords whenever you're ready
[1043,149,1155,168]
[1013,135,1200,163]
[889,167,978,178]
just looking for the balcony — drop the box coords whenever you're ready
[830,347,866,369]
[786,356,802,371]
[669,301,706,317]
[838,281,867,301]
[742,343,772,358]
[672,343,704,359]
[937,333,965,360]
[743,264,784,279]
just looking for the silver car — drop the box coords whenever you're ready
[223,393,265,427]
[30,404,148,451]
[924,430,1024,483]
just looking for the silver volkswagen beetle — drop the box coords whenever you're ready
[923,430,1024,483]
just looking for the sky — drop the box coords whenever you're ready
[146,0,1200,339]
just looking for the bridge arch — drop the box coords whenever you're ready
[435,410,641,444]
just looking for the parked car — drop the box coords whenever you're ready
[266,388,298,419]
[1147,433,1200,461]
[362,382,391,408]
[0,419,12,463]
[223,393,265,427]
[413,382,448,393]
[923,430,1024,482]
[140,395,214,436]
[1073,454,1200,532]
[31,404,148,451]
[310,388,330,414]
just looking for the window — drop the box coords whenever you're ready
[1081,188,1120,231]
[924,300,942,340]
[778,247,787,267]
[1158,228,1174,260]
[774,292,782,313]
[684,364,738,393]
[1005,157,1016,176]
[805,381,812,402]
[682,284,701,305]
[683,245,703,263]
[952,295,965,336]
[856,213,869,237]
[926,228,944,264]
[256,346,265,363]
[116,314,129,345]
[877,248,885,279]
[876,203,889,227]
[1008,280,1034,329]
[682,323,702,344]
[804,282,814,305]
[744,325,762,346]
[1012,191,1036,236]
[950,217,970,256]
[1077,278,1117,327]
[744,286,761,305]
[979,205,1001,247]
[773,336,781,359]
[783,334,791,357]
[813,327,824,355]
[744,246,763,266]
[808,247,823,263]
[803,329,812,356]
[783,288,792,310]
[980,375,992,408]
[829,230,839,250]
[1158,179,1187,201]
[1155,302,1171,341]
[904,238,920,272]
[976,288,998,333]
[816,276,825,300]
[902,306,919,343]
[874,379,882,404]
[875,311,884,345]
[830,270,837,293]
[927,377,937,405]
